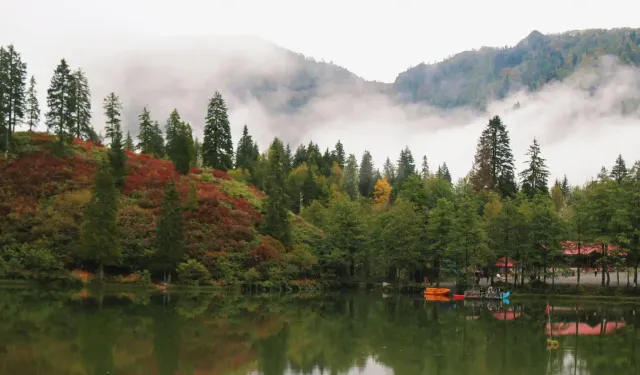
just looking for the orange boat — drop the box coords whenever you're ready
[424,288,451,296]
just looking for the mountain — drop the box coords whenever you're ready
[82,28,640,133]
[393,28,640,108]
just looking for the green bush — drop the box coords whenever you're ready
[177,259,211,286]
[134,269,152,285]
[1,244,64,274]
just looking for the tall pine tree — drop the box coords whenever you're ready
[469,115,517,198]
[71,68,92,139]
[343,154,359,200]
[45,58,75,148]
[301,165,316,207]
[25,75,40,131]
[235,124,257,170]
[421,155,431,181]
[202,91,233,171]
[333,140,346,169]
[519,138,550,198]
[610,154,628,184]
[0,45,27,152]
[383,157,396,185]
[103,92,127,188]
[155,180,184,284]
[358,150,375,198]
[80,161,121,282]
[124,130,135,151]
[263,137,291,245]
[137,107,155,154]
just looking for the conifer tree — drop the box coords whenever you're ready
[194,137,202,168]
[437,162,452,183]
[610,154,628,184]
[263,137,291,245]
[321,148,333,177]
[469,115,517,198]
[302,165,316,206]
[45,58,75,148]
[202,91,233,171]
[236,125,256,170]
[333,140,346,169]
[103,92,127,187]
[124,130,134,151]
[293,144,307,168]
[284,143,293,172]
[151,120,165,158]
[137,107,154,154]
[358,150,375,198]
[383,157,396,185]
[70,68,92,139]
[172,121,195,174]
[80,161,121,282]
[25,75,40,132]
[519,138,550,198]
[561,175,570,197]
[396,146,416,183]
[343,154,359,200]
[421,155,431,181]
[155,180,184,284]
[0,45,27,152]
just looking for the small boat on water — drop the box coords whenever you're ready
[457,287,510,300]
[424,287,451,296]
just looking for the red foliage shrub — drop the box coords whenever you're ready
[212,169,232,180]
[190,167,203,175]
[249,235,285,264]
[248,184,266,199]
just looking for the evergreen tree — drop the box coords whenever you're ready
[80,161,121,282]
[610,154,628,183]
[137,107,155,154]
[151,120,165,158]
[263,138,291,245]
[343,154,359,200]
[167,115,195,175]
[469,115,517,198]
[202,91,233,171]
[396,146,416,183]
[155,180,184,284]
[45,58,75,148]
[321,148,333,177]
[71,68,92,139]
[194,137,202,168]
[124,130,135,151]
[25,75,40,132]
[292,144,307,168]
[519,138,550,198]
[333,140,346,169]
[421,155,431,181]
[0,45,27,152]
[284,143,292,172]
[382,157,396,185]
[236,125,256,170]
[103,92,127,188]
[301,165,316,206]
[358,150,375,198]
[561,175,570,197]
[437,162,452,183]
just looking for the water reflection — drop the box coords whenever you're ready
[0,289,638,375]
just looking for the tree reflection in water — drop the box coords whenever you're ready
[0,289,637,375]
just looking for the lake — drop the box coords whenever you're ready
[0,288,638,375]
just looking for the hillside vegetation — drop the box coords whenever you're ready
[0,132,324,286]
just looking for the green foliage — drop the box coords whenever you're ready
[263,138,291,245]
[177,259,211,286]
[165,109,194,174]
[45,58,74,148]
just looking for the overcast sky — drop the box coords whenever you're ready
[1,0,637,82]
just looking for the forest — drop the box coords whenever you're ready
[1,44,640,289]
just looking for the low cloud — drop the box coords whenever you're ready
[69,36,640,186]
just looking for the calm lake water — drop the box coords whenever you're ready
[0,288,638,375]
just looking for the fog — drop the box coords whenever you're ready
[25,36,640,185]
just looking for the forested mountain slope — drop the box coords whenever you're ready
[393,28,640,108]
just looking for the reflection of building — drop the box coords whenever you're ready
[545,321,626,335]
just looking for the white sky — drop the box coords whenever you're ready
[1,0,637,82]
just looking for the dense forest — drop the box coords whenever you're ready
[2,43,640,289]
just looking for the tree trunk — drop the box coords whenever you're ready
[577,241,581,286]
[99,263,104,282]
[167,273,172,286]
[552,266,555,289]
[634,262,638,289]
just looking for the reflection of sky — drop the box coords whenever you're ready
[553,349,590,375]
[249,356,394,375]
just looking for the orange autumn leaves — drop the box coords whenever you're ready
[373,178,392,205]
